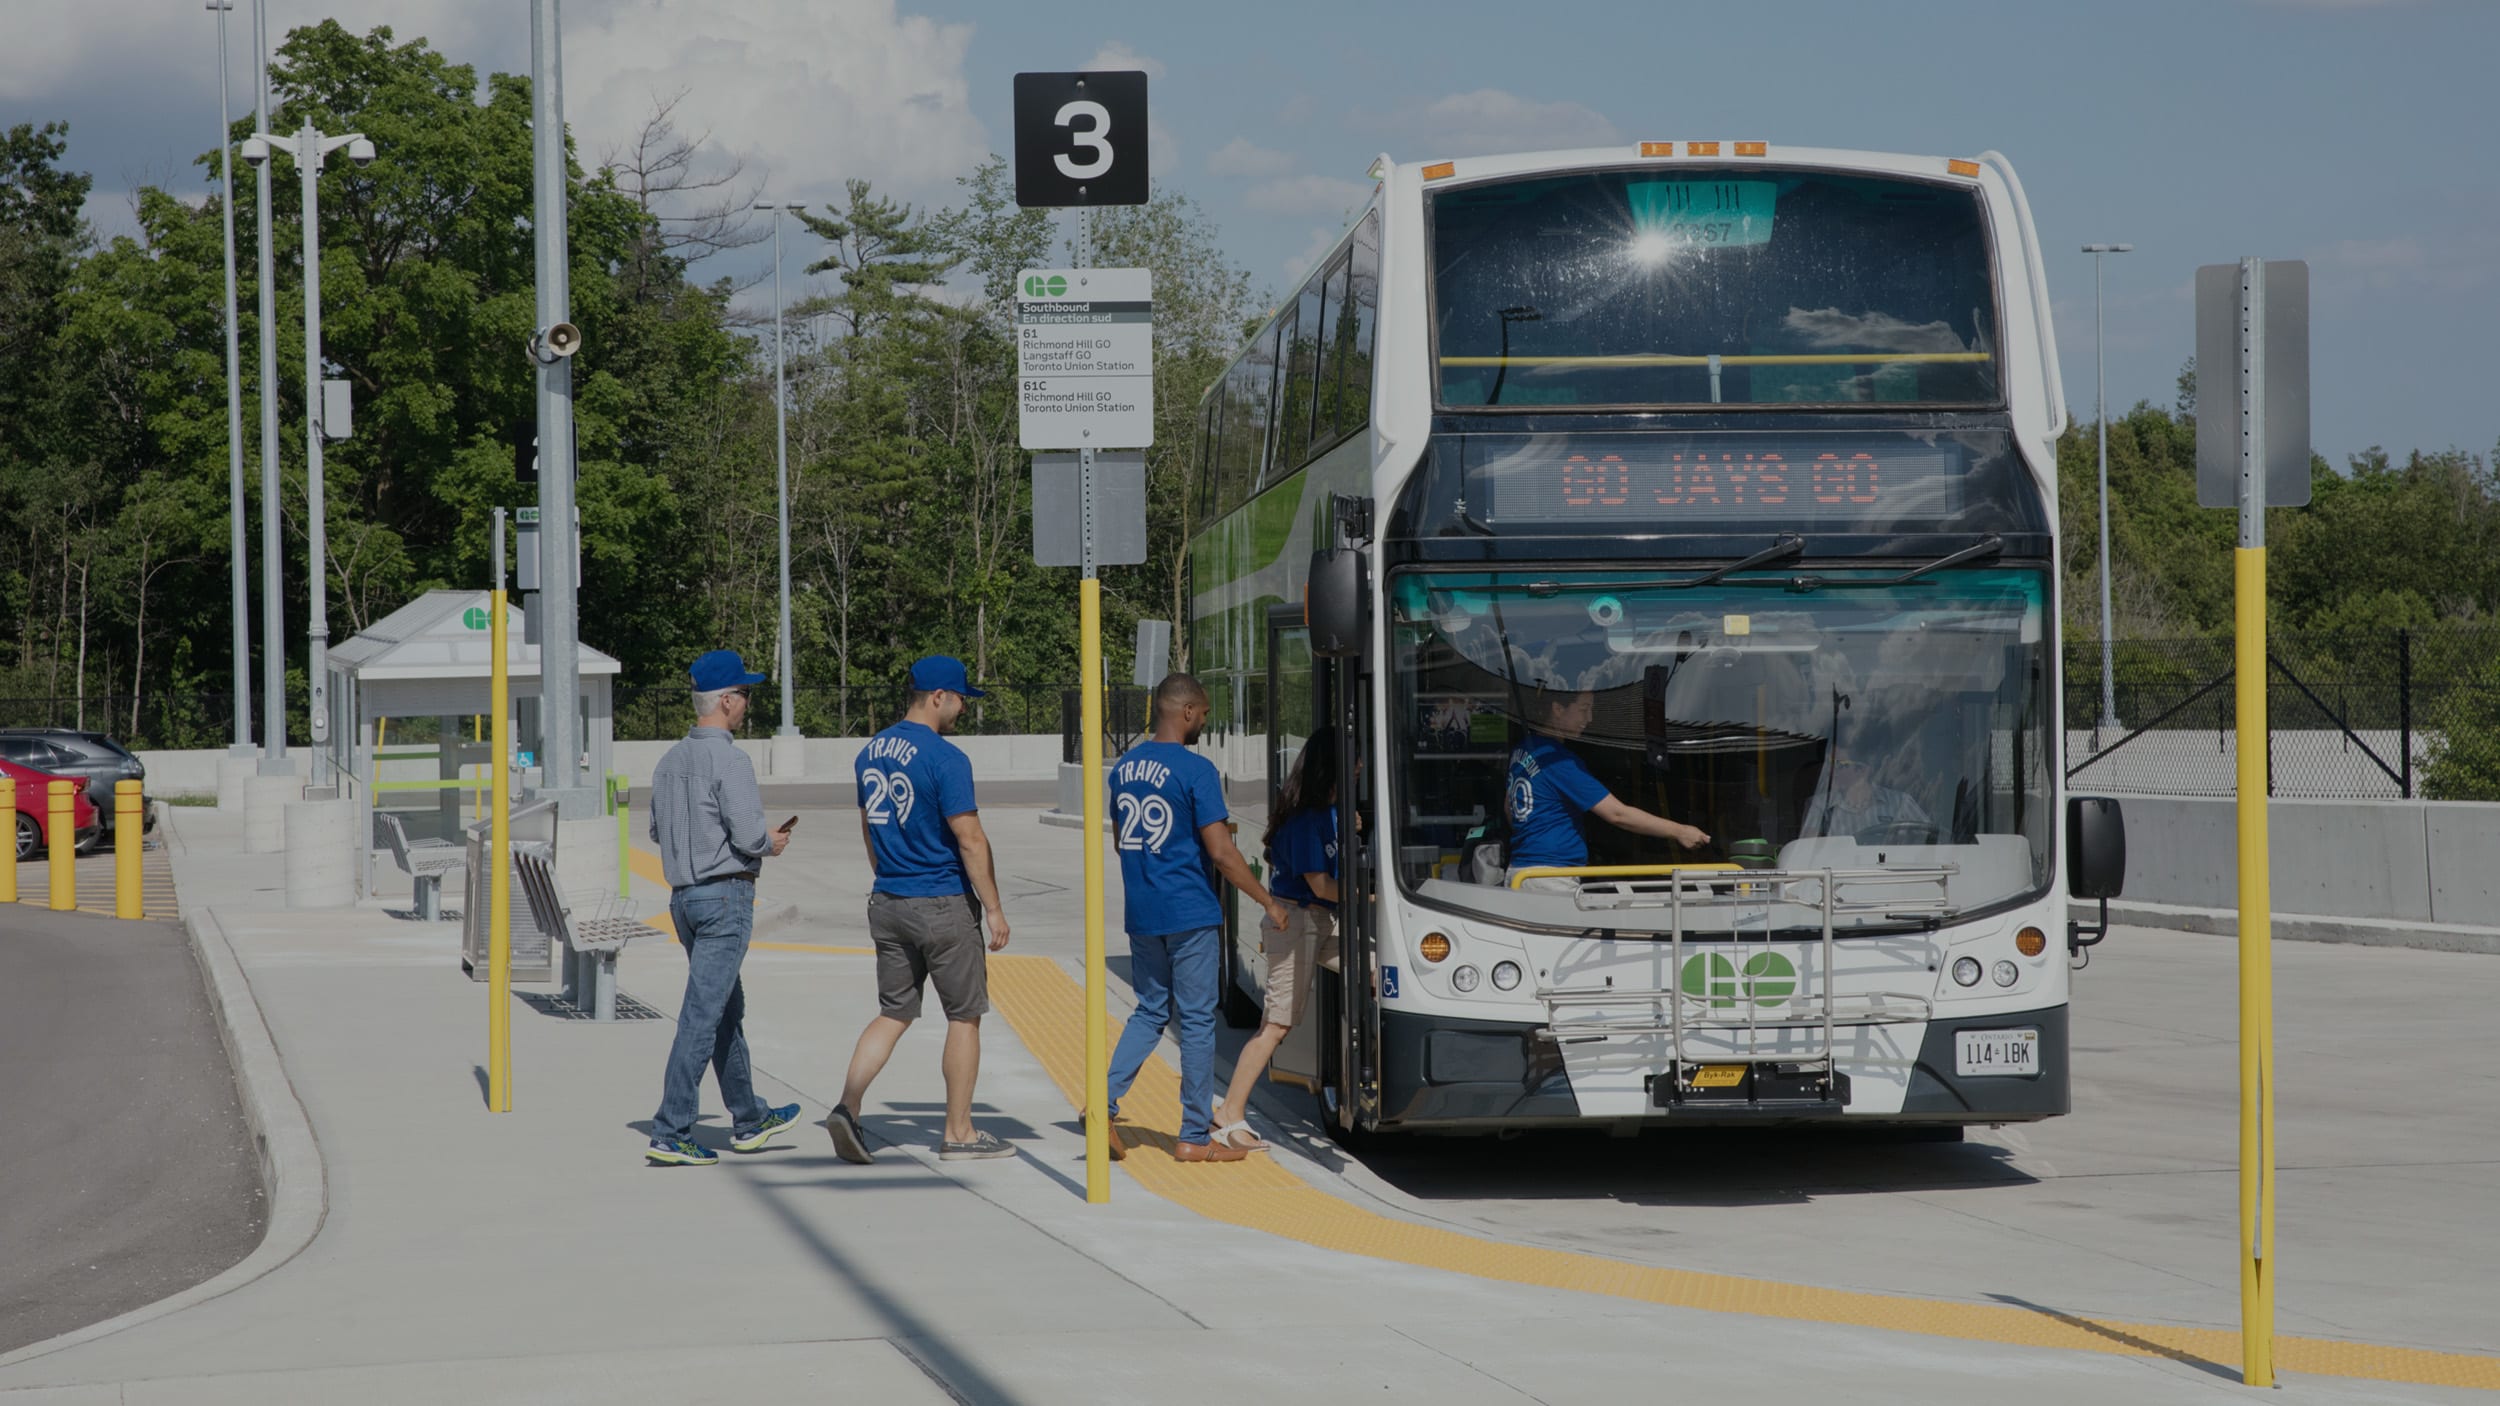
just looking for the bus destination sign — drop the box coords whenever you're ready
[1476,441,1965,526]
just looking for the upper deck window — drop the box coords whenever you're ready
[1432,169,2000,410]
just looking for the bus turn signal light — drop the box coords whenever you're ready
[1419,932,1453,963]
[2016,927,2047,957]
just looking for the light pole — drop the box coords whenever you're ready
[209,0,253,758]
[2083,242,2133,732]
[249,0,285,774]
[243,122,375,792]
[757,200,805,759]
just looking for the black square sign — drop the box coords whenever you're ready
[1013,70,1149,208]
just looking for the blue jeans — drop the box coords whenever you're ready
[1106,925,1219,1145]
[652,879,770,1142]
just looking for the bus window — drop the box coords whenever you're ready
[1312,254,1351,449]
[1267,303,1307,487]
[1337,213,1379,433]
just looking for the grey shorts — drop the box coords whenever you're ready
[866,891,989,1022]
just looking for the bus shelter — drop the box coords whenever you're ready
[323,590,620,899]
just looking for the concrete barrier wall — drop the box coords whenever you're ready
[2106,794,2495,928]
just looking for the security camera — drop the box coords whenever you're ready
[240,136,270,167]
[346,137,376,167]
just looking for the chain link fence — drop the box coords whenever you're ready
[2065,627,2500,800]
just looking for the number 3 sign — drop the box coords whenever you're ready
[1013,71,1149,208]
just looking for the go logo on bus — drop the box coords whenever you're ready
[1678,951,1797,1009]
[1022,273,1069,298]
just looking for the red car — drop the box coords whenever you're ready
[5,757,99,862]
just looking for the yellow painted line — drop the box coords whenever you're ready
[981,951,2500,1393]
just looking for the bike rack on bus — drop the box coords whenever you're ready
[1531,867,1955,1108]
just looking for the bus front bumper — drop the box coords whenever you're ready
[1377,1005,2070,1130]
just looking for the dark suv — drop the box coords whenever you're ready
[0,728,150,843]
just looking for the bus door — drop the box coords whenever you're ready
[1331,664,1382,1131]
[1265,606,1326,1092]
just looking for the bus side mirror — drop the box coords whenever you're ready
[2066,796,2125,899]
[1307,549,1367,658]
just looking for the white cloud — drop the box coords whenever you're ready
[1243,173,1371,218]
[1395,89,1622,157]
[1069,41,1173,177]
[1081,41,1166,81]
[1208,137,1296,180]
[1280,224,1339,285]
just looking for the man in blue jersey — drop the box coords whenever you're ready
[823,656,1013,1164]
[1105,673,1291,1163]
[1505,687,1709,885]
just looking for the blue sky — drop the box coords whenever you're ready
[17,0,2496,465]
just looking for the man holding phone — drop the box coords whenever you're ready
[824,656,1013,1163]
[644,649,801,1166]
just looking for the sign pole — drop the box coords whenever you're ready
[2232,255,2275,1387]
[1076,208,1112,1203]
[489,508,514,1114]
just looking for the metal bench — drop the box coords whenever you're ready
[514,846,645,1021]
[377,810,464,921]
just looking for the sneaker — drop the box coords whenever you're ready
[1173,1139,1248,1164]
[732,1103,804,1153]
[938,1130,1014,1161]
[823,1104,874,1165]
[646,1137,718,1167]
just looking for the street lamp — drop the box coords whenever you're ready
[757,200,806,762]
[249,0,285,775]
[209,0,253,759]
[2083,242,2133,733]
[244,122,376,791]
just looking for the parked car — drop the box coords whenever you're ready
[0,728,149,843]
[4,756,99,861]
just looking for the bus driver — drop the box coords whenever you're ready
[1502,687,1710,888]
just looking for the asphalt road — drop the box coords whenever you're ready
[0,902,263,1355]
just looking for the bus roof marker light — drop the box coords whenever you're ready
[1687,141,1721,157]
[1734,141,1767,157]
[1422,161,1456,181]
[1638,141,1676,158]
[1948,159,1982,177]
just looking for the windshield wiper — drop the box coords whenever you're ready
[1521,534,1804,597]
[1786,535,2002,592]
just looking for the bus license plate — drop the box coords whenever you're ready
[1955,1028,2039,1077]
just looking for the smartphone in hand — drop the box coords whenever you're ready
[779,815,799,832]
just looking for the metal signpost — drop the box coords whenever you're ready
[2194,256,2309,1388]
[489,509,513,1113]
[1014,69,1150,1204]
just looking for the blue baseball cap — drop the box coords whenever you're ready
[908,655,986,698]
[689,649,767,692]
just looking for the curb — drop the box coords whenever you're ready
[0,906,330,1371]
[2075,899,2500,956]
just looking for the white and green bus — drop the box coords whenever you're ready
[1190,142,2126,1136]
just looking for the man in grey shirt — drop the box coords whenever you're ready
[644,649,800,1166]
[1801,749,1934,841]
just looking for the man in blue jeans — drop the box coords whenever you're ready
[644,649,802,1166]
[1106,673,1290,1163]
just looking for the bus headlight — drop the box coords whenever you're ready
[1951,956,1983,987]
[1992,960,2020,987]
[1491,960,1523,991]
[1451,964,1482,993]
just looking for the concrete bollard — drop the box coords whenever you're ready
[243,775,296,853]
[48,780,75,912]
[216,752,259,812]
[767,730,807,779]
[115,780,143,919]
[283,796,356,908]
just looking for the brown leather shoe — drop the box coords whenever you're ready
[1077,1108,1126,1161]
[1173,1138,1249,1164]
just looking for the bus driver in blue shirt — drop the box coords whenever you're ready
[1504,687,1710,886]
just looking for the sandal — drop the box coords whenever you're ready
[1209,1119,1270,1152]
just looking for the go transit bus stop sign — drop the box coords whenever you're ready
[1016,267,1154,450]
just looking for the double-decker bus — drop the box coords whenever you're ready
[1190,142,2123,1136]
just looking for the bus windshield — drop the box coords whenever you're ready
[1433,169,2000,409]
[1390,567,2053,928]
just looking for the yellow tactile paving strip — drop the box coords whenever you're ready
[985,952,2500,1392]
[9,842,179,921]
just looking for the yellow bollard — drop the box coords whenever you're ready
[1,775,16,904]
[115,780,143,919]
[47,780,75,912]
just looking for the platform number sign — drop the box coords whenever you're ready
[1013,71,1149,208]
